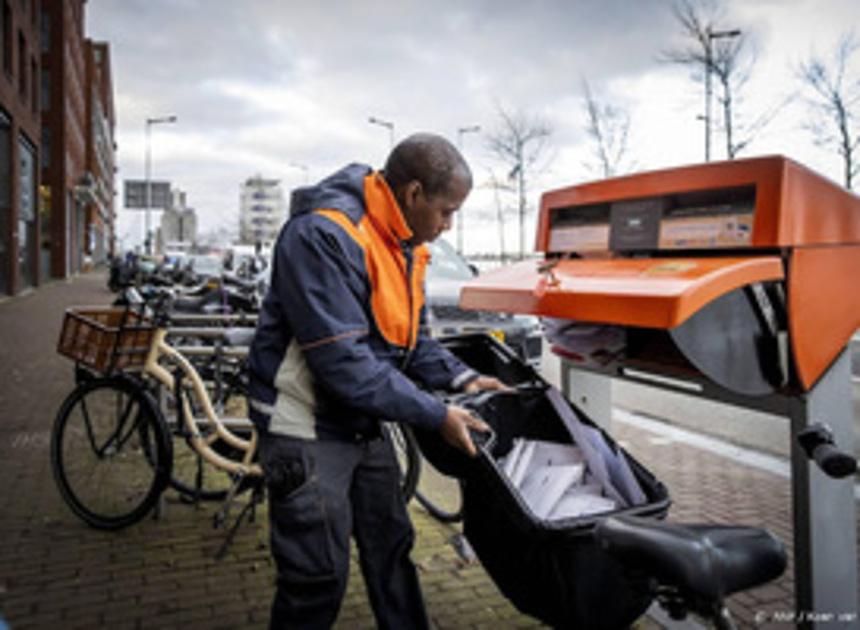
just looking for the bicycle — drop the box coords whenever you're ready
[51,299,424,540]
[51,300,264,547]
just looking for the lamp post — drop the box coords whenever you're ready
[703,28,740,162]
[368,116,395,149]
[456,124,481,255]
[144,115,177,253]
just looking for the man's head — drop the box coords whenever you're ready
[383,133,472,245]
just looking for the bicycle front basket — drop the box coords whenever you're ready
[57,306,154,374]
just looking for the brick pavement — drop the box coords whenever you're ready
[0,271,853,629]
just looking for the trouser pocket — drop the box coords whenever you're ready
[261,438,336,582]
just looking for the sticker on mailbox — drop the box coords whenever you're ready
[641,261,697,275]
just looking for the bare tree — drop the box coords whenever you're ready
[582,78,632,177]
[480,170,516,262]
[661,0,765,160]
[798,32,860,190]
[485,104,553,258]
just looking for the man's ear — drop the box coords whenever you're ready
[402,180,422,211]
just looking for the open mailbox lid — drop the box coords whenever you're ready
[461,155,860,391]
[460,256,783,330]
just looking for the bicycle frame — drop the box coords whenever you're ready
[143,326,262,478]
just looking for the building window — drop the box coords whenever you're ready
[39,5,47,53]
[0,111,10,294]
[3,2,11,77]
[29,56,35,112]
[40,125,48,168]
[17,30,25,97]
[40,66,48,110]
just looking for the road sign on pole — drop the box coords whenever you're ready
[124,180,171,210]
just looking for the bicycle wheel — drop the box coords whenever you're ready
[51,377,173,530]
[414,472,464,523]
[384,422,421,503]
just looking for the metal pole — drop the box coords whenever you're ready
[705,30,712,162]
[143,115,177,254]
[145,121,152,253]
[368,116,395,150]
[456,124,481,255]
[704,28,741,162]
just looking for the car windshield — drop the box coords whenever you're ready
[426,238,474,281]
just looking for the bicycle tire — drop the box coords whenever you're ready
[414,478,464,523]
[51,376,173,530]
[384,422,421,503]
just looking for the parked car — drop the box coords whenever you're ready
[185,254,224,280]
[425,238,542,365]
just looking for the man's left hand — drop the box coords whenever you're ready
[463,375,509,393]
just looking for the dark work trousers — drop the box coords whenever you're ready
[258,429,429,630]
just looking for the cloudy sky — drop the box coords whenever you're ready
[87,0,860,254]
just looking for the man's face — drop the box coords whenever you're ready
[402,175,470,245]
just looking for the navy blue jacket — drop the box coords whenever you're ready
[247,164,475,440]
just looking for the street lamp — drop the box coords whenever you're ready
[703,28,740,162]
[144,115,177,254]
[456,124,481,255]
[368,116,395,149]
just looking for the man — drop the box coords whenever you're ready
[248,133,504,629]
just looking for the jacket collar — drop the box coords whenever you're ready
[364,173,413,244]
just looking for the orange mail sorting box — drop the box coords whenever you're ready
[461,155,860,393]
[461,155,860,622]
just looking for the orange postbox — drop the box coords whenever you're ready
[461,155,860,622]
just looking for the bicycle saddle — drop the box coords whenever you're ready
[594,515,787,602]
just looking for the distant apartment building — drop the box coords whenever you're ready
[158,188,197,252]
[0,0,41,295]
[239,174,284,248]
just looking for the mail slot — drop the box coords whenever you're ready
[460,155,860,624]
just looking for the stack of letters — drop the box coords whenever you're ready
[499,439,616,520]
[497,389,648,521]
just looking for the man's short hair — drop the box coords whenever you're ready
[384,133,472,198]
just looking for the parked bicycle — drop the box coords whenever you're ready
[51,298,264,556]
[51,298,423,539]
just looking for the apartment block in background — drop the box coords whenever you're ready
[158,187,197,253]
[239,174,284,248]
[0,0,41,295]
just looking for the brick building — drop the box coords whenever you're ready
[0,0,41,295]
[39,0,87,281]
[83,39,115,264]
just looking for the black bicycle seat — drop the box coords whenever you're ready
[594,515,787,602]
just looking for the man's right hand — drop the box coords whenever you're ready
[439,405,490,457]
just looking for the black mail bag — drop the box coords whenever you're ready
[415,334,671,629]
